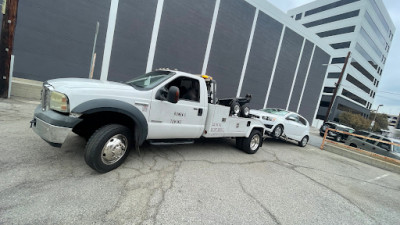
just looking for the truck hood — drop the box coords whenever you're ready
[47,78,132,92]
[46,78,152,111]
[249,109,284,119]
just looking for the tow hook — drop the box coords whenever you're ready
[30,118,36,128]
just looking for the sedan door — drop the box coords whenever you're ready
[284,114,303,140]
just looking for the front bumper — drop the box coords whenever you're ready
[31,105,82,146]
[32,117,72,145]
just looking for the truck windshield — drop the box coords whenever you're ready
[126,71,174,89]
[261,108,289,116]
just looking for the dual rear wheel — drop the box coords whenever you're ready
[236,130,262,154]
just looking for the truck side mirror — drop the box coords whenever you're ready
[155,87,168,101]
[167,86,180,103]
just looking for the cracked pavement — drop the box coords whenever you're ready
[1,98,400,224]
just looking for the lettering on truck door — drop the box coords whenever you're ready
[147,76,207,139]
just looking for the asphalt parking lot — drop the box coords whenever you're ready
[1,98,400,224]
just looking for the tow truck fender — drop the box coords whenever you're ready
[72,99,148,145]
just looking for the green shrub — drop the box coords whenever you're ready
[338,111,388,131]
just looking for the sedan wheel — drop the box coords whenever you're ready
[298,136,308,147]
[273,125,283,138]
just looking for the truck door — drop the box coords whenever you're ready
[147,76,207,139]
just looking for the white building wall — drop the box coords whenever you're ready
[288,0,395,121]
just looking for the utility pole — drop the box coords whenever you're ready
[324,51,351,123]
[0,0,19,98]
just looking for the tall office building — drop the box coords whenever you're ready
[288,0,395,125]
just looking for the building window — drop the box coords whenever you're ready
[323,87,335,93]
[331,57,346,64]
[364,12,386,46]
[317,26,356,38]
[305,0,360,17]
[295,13,302,20]
[320,101,330,107]
[328,72,341,78]
[342,89,367,105]
[360,27,382,58]
[355,43,378,70]
[303,10,359,28]
[337,103,363,115]
[346,74,371,94]
[369,0,390,34]
[350,59,374,82]
[330,41,351,49]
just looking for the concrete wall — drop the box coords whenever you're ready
[11,0,333,124]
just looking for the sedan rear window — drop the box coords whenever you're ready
[299,117,307,126]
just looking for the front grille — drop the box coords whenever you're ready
[41,84,50,110]
[264,124,273,129]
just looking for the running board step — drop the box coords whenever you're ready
[149,139,194,146]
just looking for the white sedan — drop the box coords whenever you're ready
[250,108,310,147]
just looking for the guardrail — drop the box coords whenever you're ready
[320,128,400,166]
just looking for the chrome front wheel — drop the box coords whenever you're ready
[101,134,128,165]
[85,124,132,173]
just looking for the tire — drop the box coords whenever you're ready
[240,105,250,118]
[298,136,308,147]
[335,135,342,142]
[272,125,283,138]
[230,101,241,115]
[84,124,133,173]
[319,133,324,137]
[241,130,262,154]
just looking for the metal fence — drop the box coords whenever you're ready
[320,128,400,166]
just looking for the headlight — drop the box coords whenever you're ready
[49,91,69,113]
[262,116,276,121]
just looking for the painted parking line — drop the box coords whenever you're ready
[366,174,389,183]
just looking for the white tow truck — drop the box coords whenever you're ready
[31,69,265,173]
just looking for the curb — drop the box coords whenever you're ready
[10,78,42,100]
[324,143,400,174]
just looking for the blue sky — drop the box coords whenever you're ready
[268,0,400,116]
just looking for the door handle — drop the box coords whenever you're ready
[198,108,203,116]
